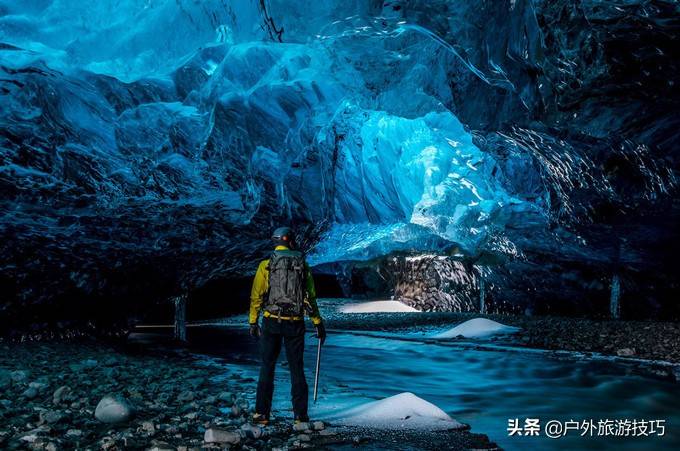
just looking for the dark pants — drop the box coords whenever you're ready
[255,317,308,419]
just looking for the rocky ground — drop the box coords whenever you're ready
[316,299,680,367]
[0,340,498,450]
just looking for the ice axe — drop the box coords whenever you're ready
[313,336,322,403]
[304,297,323,403]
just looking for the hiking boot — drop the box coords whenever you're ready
[294,415,309,424]
[252,413,269,426]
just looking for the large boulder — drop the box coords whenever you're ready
[94,394,133,423]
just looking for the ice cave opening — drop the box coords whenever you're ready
[2,2,680,451]
[0,0,678,332]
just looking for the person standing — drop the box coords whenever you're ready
[248,226,326,425]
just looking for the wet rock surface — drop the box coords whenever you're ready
[0,340,497,450]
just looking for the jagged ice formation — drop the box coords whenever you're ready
[1,0,679,333]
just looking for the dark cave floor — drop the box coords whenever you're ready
[0,337,498,451]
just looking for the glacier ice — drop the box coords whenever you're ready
[323,392,464,430]
[0,0,678,330]
[433,318,520,339]
[339,300,418,314]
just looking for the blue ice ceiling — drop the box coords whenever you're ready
[1,1,678,316]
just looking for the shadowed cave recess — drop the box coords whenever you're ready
[1,0,679,338]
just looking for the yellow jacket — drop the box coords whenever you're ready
[249,245,322,325]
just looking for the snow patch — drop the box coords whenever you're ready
[339,301,419,313]
[326,392,464,430]
[434,318,520,339]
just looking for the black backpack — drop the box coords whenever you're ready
[265,249,307,317]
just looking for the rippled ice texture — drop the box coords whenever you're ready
[1,1,678,319]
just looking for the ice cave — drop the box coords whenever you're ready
[0,1,679,450]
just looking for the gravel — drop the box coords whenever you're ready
[0,338,499,450]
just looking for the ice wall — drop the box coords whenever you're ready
[1,0,678,331]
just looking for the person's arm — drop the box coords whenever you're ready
[304,263,322,325]
[249,260,269,324]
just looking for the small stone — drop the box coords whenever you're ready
[204,428,241,444]
[180,402,198,414]
[19,427,47,443]
[40,410,64,424]
[217,392,235,405]
[147,447,175,451]
[229,404,241,417]
[141,421,155,433]
[616,348,635,357]
[53,386,71,405]
[297,434,311,442]
[80,359,98,368]
[177,390,195,402]
[94,394,133,423]
[29,382,49,393]
[293,422,311,432]
[20,433,39,443]
[122,435,139,447]
[100,436,118,450]
[318,428,338,436]
[65,429,83,438]
[11,370,29,383]
[129,389,143,400]
[45,442,58,451]
[240,423,263,439]
[236,398,249,411]
[185,377,205,388]
[103,356,118,366]
[312,421,325,431]
[102,367,119,379]
[22,387,39,399]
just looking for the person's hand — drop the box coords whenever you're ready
[249,323,261,338]
[315,321,326,345]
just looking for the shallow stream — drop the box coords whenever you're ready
[188,300,680,450]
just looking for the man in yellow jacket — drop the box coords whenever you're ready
[249,226,326,425]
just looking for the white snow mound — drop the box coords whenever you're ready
[434,318,520,339]
[327,392,464,430]
[339,300,419,313]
